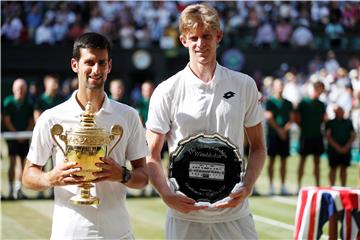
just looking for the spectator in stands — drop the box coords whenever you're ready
[1,15,24,44]
[296,81,327,190]
[265,79,294,195]
[349,69,360,94]
[325,14,345,49]
[118,21,135,49]
[341,2,360,28]
[53,16,68,44]
[308,54,324,74]
[22,32,148,239]
[283,72,302,107]
[34,74,65,121]
[1,1,359,51]
[291,19,314,48]
[35,18,56,45]
[135,24,152,48]
[67,12,85,42]
[325,105,355,186]
[135,80,154,126]
[254,20,275,48]
[324,50,340,75]
[337,83,354,119]
[88,5,105,33]
[247,6,261,29]
[160,23,179,49]
[347,54,360,70]
[3,78,34,199]
[109,78,127,104]
[26,3,43,39]
[275,18,293,47]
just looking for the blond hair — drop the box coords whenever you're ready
[179,4,220,36]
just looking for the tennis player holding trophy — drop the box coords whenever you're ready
[146,4,266,240]
[22,32,149,239]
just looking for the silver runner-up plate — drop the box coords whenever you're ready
[169,133,244,203]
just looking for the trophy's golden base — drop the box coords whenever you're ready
[70,183,99,206]
[70,195,99,206]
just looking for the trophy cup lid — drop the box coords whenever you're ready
[66,101,111,147]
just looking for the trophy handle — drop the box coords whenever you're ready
[108,125,123,155]
[50,124,67,156]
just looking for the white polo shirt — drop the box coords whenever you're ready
[146,63,263,223]
[27,91,148,239]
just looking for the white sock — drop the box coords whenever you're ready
[14,180,21,192]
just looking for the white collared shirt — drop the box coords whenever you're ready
[27,91,149,239]
[146,63,264,222]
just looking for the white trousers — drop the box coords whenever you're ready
[166,213,258,240]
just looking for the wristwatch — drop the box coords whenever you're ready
[121,166,131,183]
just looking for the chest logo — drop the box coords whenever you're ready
[223,91,235,99]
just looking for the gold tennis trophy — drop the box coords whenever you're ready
[50,101,123,205]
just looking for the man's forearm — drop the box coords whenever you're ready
[22,161,51,191]
[147,158,172,198]
[125,167,148,189]
[243,146,266,190]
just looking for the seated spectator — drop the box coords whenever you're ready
[349,69,360,94]
[324,50,340,75]
[26,3,42,39]
[341,2,359,28]
[118,22,135,49]
[308,54,324,74]
[325,15,345,49]
[291,19,314,48]
[254,20,275,48]
[275,18,293,47]
[35,18,55,45]
[67,13,84,42]
[283,72,302,107]
[160,24,178,49]
[1,15,23,44]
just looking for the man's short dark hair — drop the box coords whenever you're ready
[73,32,112,60]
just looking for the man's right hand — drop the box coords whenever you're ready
[45,161,84,187]
[162,191,208,213]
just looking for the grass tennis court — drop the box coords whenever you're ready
[1,152,358,239]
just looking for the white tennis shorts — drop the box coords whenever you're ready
[166,213,258,239]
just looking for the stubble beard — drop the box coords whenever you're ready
[86,77,104,90]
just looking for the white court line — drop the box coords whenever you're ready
[271,196,298,206]
[254,208,329,239]
[253,214,295,231]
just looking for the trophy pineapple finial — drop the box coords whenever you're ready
[81,101,96,127]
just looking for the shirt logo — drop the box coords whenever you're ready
[223,91,235,99]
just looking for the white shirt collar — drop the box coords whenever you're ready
[184,62,221,89]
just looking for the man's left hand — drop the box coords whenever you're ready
[215,185,252,209]
[92,157,123,182]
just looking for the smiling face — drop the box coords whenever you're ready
[180,26,222,65]
[71,48,112,91]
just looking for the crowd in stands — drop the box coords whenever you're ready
[2,1,360,49]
